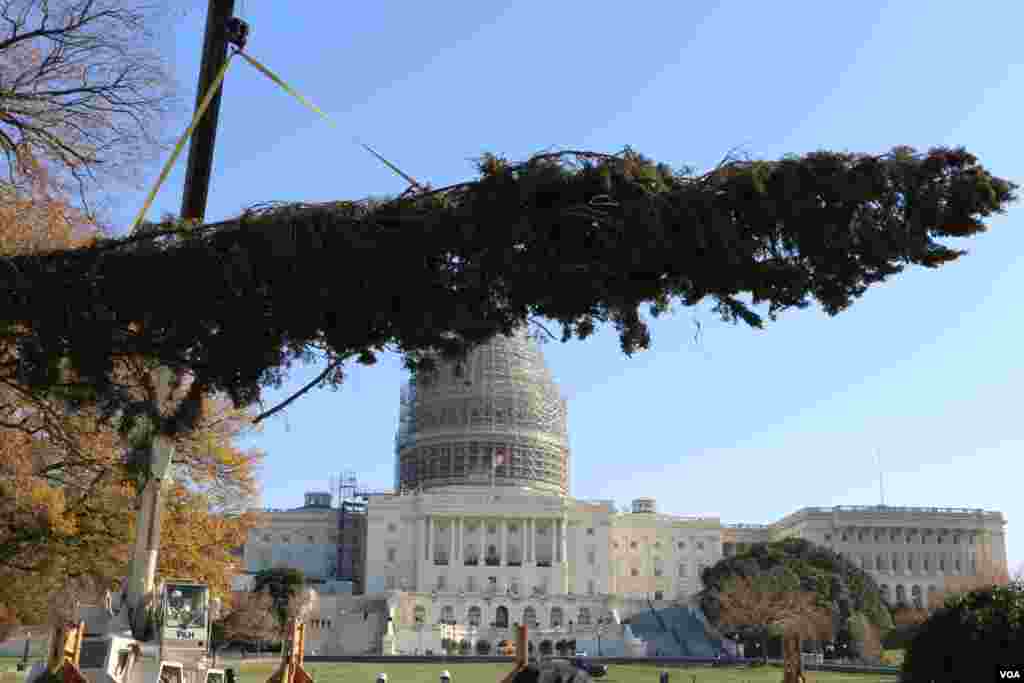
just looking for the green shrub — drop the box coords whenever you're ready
[901,581,1024,682]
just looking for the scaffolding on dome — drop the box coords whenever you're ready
[393,326,571,495]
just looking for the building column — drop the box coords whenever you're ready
[528,519,535,563]
[500,519,507,566]
[521,519,526,564]
[560,517,568,565]
[414,515,422,591]
[450,518,457,566]
[524,519,530,563]
[480,518,486,564]
[550,519,557,563]
[560,518,569,594]
[426,516,433,563]
[456,517,462,562]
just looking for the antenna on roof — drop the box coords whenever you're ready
[877,448,885,506]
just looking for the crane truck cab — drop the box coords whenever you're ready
[47,580,223,683]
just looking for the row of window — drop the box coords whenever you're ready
[411,521,555,536]
[259,533,340,544]
[826,531,977,545]
[420,605,592,628]
[878,584,937,608]
[847,551,976,574]
[613,539,707,552]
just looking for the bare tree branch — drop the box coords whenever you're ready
[0,0,176,204]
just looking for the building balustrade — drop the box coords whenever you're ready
[828,505,992,514]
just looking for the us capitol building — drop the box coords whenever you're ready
[237,328,1009,656]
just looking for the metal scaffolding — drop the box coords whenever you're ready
[393,326,571,496]
[333,471,392,594]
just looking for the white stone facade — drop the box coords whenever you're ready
[243,492,340,580]
[236,330,1009,655]
[740,505,1010,609]
[240,492,1007,656]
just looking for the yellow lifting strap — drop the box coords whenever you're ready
[130,52,236,234]
[129,47,422,236]
[235,50,424,191]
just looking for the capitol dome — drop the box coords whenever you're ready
[393,326,570,495]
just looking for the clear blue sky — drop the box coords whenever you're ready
[120,2,1022,571]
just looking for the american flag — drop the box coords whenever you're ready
[494,448,506,466]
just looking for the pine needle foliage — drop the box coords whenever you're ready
[0,146,1016,432]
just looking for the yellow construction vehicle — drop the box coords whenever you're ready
[265,618,312,683]
[28,580,223,683]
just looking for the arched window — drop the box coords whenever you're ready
[441,606,455,623]
[495,606,509,628]
[523,606,538,627]
[911,585,923,609]
[879,585,891,604]
[550,607,563,628]
[577,608,591,626]
[468,606,482,627]
[654,590,664,600]
[414,606,426,624]
[895,585,907,605]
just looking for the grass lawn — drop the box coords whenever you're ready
[232,661,900,683]
[0,658,901,683]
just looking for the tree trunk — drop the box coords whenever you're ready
[782,632,805,683]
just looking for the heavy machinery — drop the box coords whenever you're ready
[22,8,294,683]
[27,580,224,683]
[265,618,311,683]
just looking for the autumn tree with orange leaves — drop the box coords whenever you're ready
[716,573,834,683]
[0,128,262,633]
[926,535,1013,610]
[0,0,261,633]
